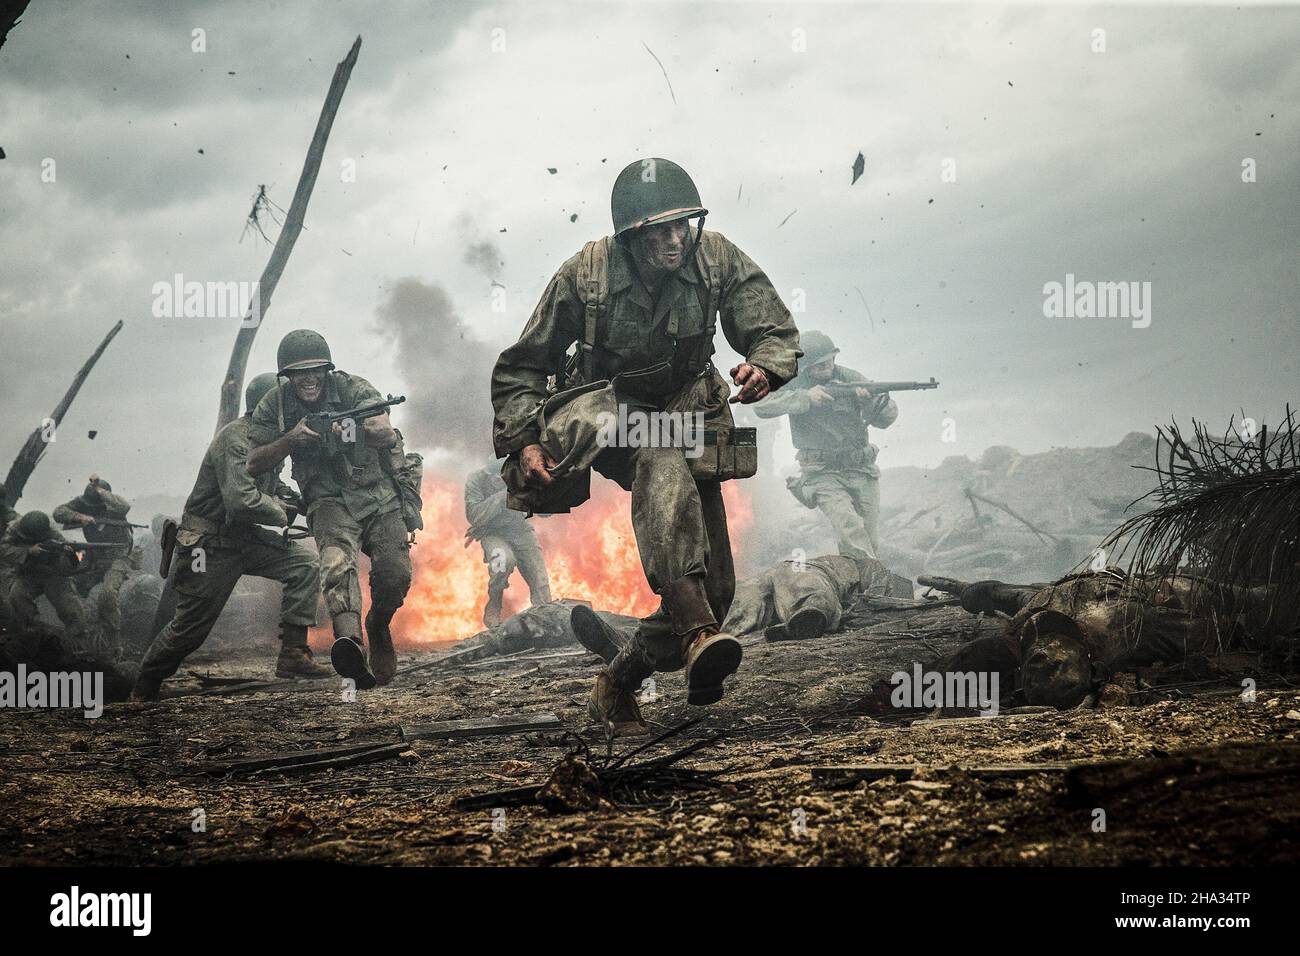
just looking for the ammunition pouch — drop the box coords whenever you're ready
[798,446,873,468]
[688,427,757,481]
[382,433,424,534]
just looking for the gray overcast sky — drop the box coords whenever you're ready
[1,1,1297,509]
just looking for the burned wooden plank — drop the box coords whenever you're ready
[271,743,410,776]
[453,783,544,811]
[811,762,1078,786]
[401,712,563,741]
[201,740,400,775]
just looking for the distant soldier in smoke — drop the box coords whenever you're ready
[0,510,91,644]
[464,461,551,628]
[52,475,142,648]
[131,374,327,702]
[247,330,414,689]
[492,157,801,734]
[754,330,897,560]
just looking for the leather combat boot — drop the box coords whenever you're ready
[275,623,331,679]
[661,575,742,706]
[766,606,828,642]
[329,611,376,690]
[683,628,743,706]
[588,640,654,736]
[364,608,399,686]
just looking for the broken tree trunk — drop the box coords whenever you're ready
[965,490,1059,544]
[3,320,124,508]
[0,1,33,55]
[214,35,362,432]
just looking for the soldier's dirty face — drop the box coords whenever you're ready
[287,368,325,404]
[631,220,690,273]
[809,358,836,383]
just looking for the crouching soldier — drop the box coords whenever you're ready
[247,330,414,689]
[53,475,143,648]
[131,374,326,702]
[492,157,801,735]
[0,511,92,644]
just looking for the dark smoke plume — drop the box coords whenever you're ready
[373,278,497,459]
[462,240,504,280]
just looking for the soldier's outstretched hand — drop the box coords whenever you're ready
[729,363,770,403]
[520,443,556,487]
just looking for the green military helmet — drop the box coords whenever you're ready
[611,158,708,237]
[244,372,281,415]
[18,510,52,541]
[276,329,335,375]
[800,330,840,368]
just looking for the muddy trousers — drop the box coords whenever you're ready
[137,536,319,683]
[309,500,411,642]
[479,530,552,628]
[803,467,881,560]
[85,554,137,648]
[770,561,846,632]
[6,574,88,645]
[596,445,735,690]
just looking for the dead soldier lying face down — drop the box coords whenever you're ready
[490,157,803,735]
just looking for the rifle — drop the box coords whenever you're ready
[821,377,940,399]
[60,516,147,531]
[303,394,406,479]
[28,539,130,575]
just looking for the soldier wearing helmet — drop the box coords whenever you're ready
[52,474,142,648]
[246,330,411,689]
[491,157,802,735]
[754,329,898,561]
[131,372,327,701]
[0,510,90,643]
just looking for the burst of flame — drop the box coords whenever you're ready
[312,472,752,649]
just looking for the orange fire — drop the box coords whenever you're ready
[312,472,752,649]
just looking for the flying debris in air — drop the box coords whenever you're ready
[851,151,865,185]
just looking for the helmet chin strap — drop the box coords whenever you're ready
[689,215,706,260]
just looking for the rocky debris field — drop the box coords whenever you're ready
[3,603,1298,866]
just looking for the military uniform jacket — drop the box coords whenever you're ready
[52,488,135,551]
[249,371,400,522]
[753,363,898,477]
[180,415,292,544]
[491,229,801,458]
[464,465,529,540]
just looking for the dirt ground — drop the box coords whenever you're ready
[3,603,1299,867]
